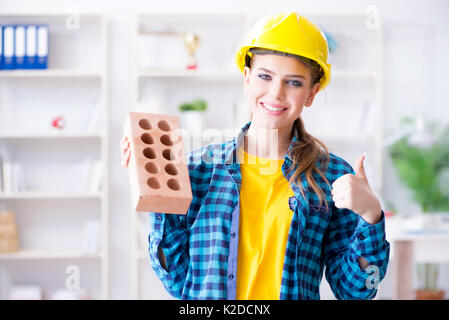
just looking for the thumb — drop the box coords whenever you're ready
[355,152,367,180]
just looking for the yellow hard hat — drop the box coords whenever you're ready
[235,11,331,90]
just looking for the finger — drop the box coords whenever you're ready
[120,141,130,154]
[331,174,350,190]
[121,148,131,166]
[354,152,367,180]
[332,190,346,201]
[331,188,343,199]
[331,181,352,196]
[120,137,129,147]
[122,151,131,167]
[333,198,347,209]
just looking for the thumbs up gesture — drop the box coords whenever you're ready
[331,153,382,225]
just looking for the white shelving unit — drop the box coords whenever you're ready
[129,11,383,300]
[0,13,108,299]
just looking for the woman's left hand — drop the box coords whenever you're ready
[331,153,382,225]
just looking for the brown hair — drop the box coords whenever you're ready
[246,51,332,211]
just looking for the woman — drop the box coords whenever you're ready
[120,11,390,300]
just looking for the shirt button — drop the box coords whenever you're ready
[358,234,366,241]
[157,216,162,222]
[228,274,234,280]
[230,231,236,238]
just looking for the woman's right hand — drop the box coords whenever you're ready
[120,135,131,168]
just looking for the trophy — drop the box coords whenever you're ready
[183,33,200,69]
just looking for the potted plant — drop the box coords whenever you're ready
[389,116,449,300]
[416,263,445,300]
[178,98,208,132]
[389,116,449,217]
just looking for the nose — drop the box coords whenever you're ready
[269,80,285,100]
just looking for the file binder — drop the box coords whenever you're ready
[3,25,14,70]
[14,25,26,69]
[25,25,37,69]
[36,24,48,69]
[0,25,3,69]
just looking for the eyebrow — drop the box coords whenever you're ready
[257,67,306,79]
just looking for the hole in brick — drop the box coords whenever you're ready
[145,162,160,174]
[147,177,161,189]
[167,178,181,191]
[162,149,176,161]
[141,133,154,144]
[165,164,178,175]
[143,148,156,159]
[139,119,152,130]
[158,120,172,131]
[160,134,173,146]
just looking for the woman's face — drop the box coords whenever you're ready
[243,53,320,131]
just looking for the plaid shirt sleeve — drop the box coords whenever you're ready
[148,212,189,299]
[147,148,211,299]
[323,165,390,300]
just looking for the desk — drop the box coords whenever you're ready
[386,216,449,300]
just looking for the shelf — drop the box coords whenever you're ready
[0,12,103,18]
[0,191,103,200]
[332,69,378,80]
[317,133,376,143]
[0,133,103,139]
[137,68,376,81]
[138,68,241,80]
[0,250,102,260]
[0,69,103,78]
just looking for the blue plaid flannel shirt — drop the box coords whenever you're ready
[148,121,390,300]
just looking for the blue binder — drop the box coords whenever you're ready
[0,25,3,69]
[36,24,48,69]
[14,25,26,69]
[25,25,37,69]
[3,25,14,70]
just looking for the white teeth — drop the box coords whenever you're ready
[262,103,285,111]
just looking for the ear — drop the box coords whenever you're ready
[304,82,321,107]
[243,66,251,94]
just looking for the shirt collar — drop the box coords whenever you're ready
[225,121,298,165]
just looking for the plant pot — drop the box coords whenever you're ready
[421,214,439,229]
[415,289,445,300]
[180,111,205,133]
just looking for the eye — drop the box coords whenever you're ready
[257,73,271,80]
[286,80,303,87]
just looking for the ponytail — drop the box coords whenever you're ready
[286,117,332,211]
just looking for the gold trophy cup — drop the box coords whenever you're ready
[183,33,200,69]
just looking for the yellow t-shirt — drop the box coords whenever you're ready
[236,147,295,300]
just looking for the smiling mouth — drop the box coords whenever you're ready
[260,102,287,112]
